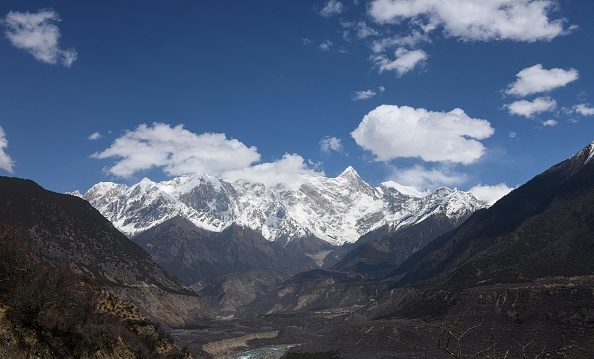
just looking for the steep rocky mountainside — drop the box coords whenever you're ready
[80,167,485,245]
[132,216,318,290]
[0,177,210,326]
[330,210,471,279]
[390,141,594,289]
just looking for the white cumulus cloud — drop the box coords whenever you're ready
[0,127,14,173]
[318,0,344,17]
[92,123,261,178]
[93,123,322,189]
[505,64,578,97]
[372,47,428,76]
[351,104,494,164]
[506,96,557,118]
[369,0,570,42]
[320,136,343,153]
[3,9,77,67]
[469,183,515,205]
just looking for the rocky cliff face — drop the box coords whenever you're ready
[81,167,486,246]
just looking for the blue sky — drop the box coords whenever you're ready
[0,0,593,202]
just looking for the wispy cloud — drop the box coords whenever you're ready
[301,38,313,45]
[542,119,558,127]
[319,136,343,153]
[319,40,333,51]
[341,21,379,40]
[88,132,102,140]
[352,86,384,101]
[372,48,428,76]
[318,0,344,17]
[389,164,467,191]
[370,31,429,53]
[3,9,77,67]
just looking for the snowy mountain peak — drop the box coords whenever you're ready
[567,141,594,169]
[333,166,370,190]
[338,166,359,178]
[82,170,486,245]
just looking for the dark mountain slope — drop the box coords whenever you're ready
[331,212,470,279]
[133,216,319,289]
[390,142,594,288]
[242,205,476,315]
[133,217,324,314]
[0,177,210,325]
[131,215,213,289]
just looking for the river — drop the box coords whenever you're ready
[231,345,295,359]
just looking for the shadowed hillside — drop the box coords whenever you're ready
[0,227,191,358]
[0,177,210,326]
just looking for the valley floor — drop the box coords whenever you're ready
[171,276,594,358]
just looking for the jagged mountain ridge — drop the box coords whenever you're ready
[80,166,486,245]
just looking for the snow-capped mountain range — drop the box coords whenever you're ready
[78,166,486,245]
